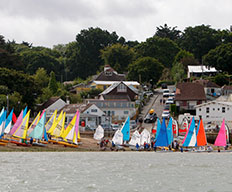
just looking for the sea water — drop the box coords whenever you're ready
[0,152,231,192]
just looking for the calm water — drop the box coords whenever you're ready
[0,152,232,192]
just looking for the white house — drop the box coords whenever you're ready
[37,97,66,119]
[187,65,217,78]
[195,101,232,127]
[59,103,107,130]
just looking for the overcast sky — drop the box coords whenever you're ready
[1,0,231,48]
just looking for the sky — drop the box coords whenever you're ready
[1,0,232,48]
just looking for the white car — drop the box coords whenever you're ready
[169,92,175,97]
[163,89,169,97]
[162,110,170,118]
[165,97,174,104]
[111,124,121,130]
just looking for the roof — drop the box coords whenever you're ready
[94,65,126,82]
[175,82,206,101]
[195,100,232,108]
[92,80,140,86]
[188,65,217,73]
[222,85,232,90]
[37,97,62,111]
[194,79,220,88]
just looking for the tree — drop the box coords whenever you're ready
[155,24,181,41]
[135,36,180,68]
[33,68,49,89]
[0,67,39,108]
[65,27,124,80]
[48,71,58,94]
[180,25,222,61]
[171,62,186,83]
[100,43,136,73]
[127,57,164,84]
[203,43,232,74]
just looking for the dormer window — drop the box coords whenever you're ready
[117,83,127,92]
[105,71,112,76]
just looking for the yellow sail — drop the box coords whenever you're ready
[13,110,31,139]
[61,113,77,139]
[45,110,57,132]
[51,112,66,137]
[47,111,62,134]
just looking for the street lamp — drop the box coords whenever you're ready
[6,94,9,115]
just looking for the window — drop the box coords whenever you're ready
[206,107,209,113]
[199,108,201,111]
[111,111,115,116]
[222,107,225,113]
[124,111,129,114]
[117,83,127,92]
[213,108,215,111]
[91,109,97,113]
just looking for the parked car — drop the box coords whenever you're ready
[161,83,167,89]
[165,97,174,104]
[144,112,157,123]
[145,91,153,97]
[169,92,175,97]
[130,120,137,129]
[164,104,170,110]
[111,123,121,130]
[163,89,169,97]
[101,123,112,130]
[162,110,170,118]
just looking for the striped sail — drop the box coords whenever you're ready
[13,111,30,139]
[51,112,66,137]
[4,109,13,134]
[29,112,46,140]
[45,110,57,132]
[27,112,40,136]
[167,117,173,145]
[9,110,23,135]
[183,117,197,147]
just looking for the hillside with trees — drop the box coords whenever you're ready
[1,24,232,112]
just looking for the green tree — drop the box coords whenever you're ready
[155,24,181,41]
[100,43,136,73]
[65,27,124,80]
[135,36,180,68]
[127,57,164,84]
[203,43,232,74]
[180,25,222,61]
[48,71,58,94]
[171,62,186,83]
[33,68,49,89]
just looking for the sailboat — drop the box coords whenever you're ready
[196,119,207,147]
[214,119,227,148]
[167,117,173,145]
[94,125,104,141]
[155,118,169,147]
[129,130,141,147]
[29,111,47,147]
[57,110,80,148]
[179,117,188,136]
[182,117,197,147]
[155,117,161,139]
[121,116,130,143]
[140,129,151,146]
[47,111,65,143]
[4,109,14,135]
[172,119,178,137]
[27,112,41,137]
[112,129,123,145]
[11,110,31,146]
[45,110,57,132]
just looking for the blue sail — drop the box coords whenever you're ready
[23,106,28,118]
[0,107,4,117]
[155,118,168,147]
[0,110,7,137]
[155,118,161,139]
[183,117,196,147]
[121,116,130,141]
[43,124,48,141]
[29,112,46,140]
[5,109,13,129]
[167,117,173,145]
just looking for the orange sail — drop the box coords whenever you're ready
[196,119,207,146]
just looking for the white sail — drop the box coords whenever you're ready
[93,125,104,140]
[4,121,12,134]
[129,130,141,146]
[112,130,123,145]
[52,112,65,137]
[140,129,151,146]
[188,127,197,147]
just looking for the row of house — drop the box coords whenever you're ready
[174,79,232,127]
[38,65,141,130]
